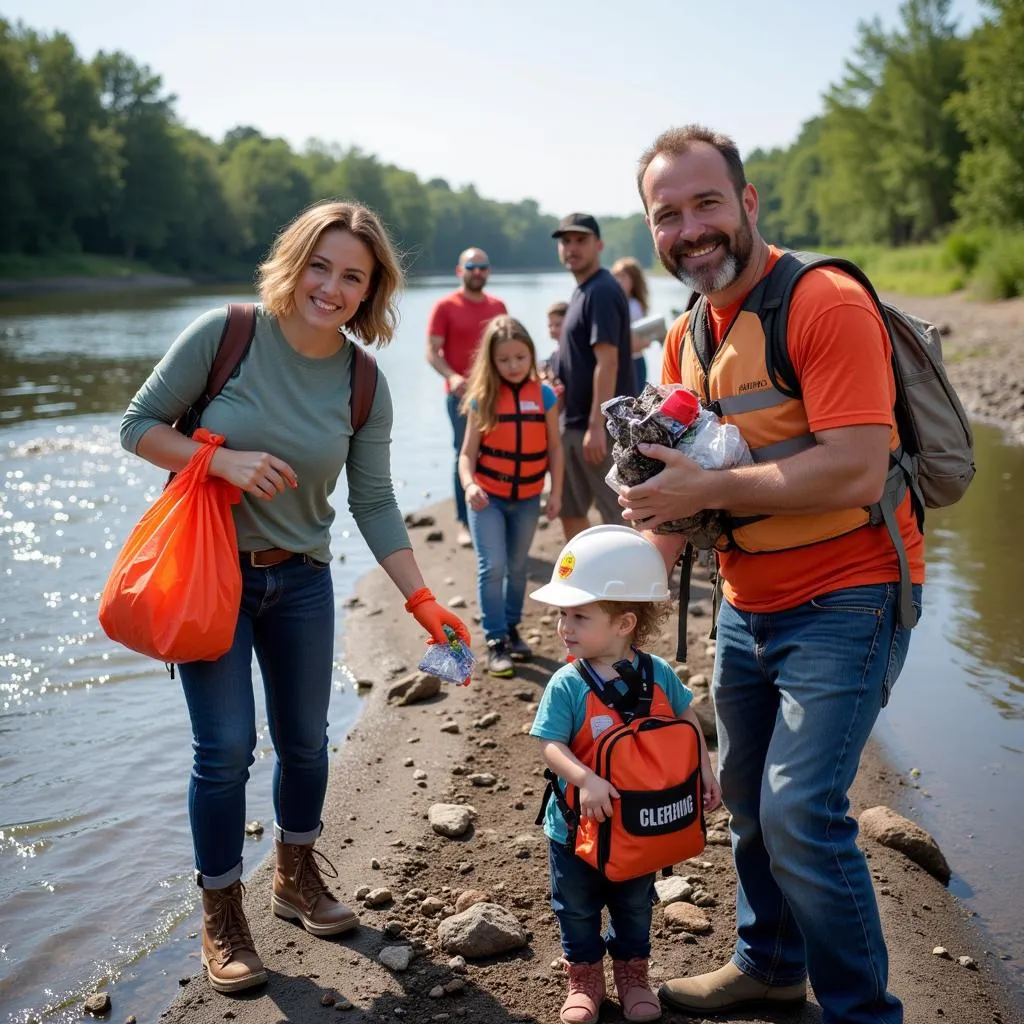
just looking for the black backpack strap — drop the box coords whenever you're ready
[349,343,379,434]
[675,543,694,663]
[575,653,654,721]
[535,767,578,851]
[763,251,892,399]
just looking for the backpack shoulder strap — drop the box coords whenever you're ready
[206,303,257,402]
[349,343,379,434]
[687,295,714,379]
[764,251,888,399]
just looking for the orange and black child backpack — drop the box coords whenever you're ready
[537,651,706,882]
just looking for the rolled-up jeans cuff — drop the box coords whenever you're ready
[195,862,243,890]
[732,952,807,988]
[274,821,322,845]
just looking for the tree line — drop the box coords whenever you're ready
[2,0,1022,280]
[745,0,1023,249]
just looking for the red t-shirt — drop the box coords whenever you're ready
[661,246,925,611]
[427,291,507,387]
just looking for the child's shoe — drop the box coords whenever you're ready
[560,960,606,1024]
[486,638,515,678]
[613,958,661,1022]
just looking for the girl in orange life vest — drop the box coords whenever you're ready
[459,316,564,678]
[529,526,721,1024]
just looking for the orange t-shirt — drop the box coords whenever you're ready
[661,246,925,612]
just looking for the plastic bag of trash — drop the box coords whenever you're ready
[602,384,752,546]
[418,624,475,686]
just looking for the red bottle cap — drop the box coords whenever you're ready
[660,389,700,427]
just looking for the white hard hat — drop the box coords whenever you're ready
[530,525,670,607]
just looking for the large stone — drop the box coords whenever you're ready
[436,902,527,959]
[429,803,474,838]
[387,672,441,706]
[379,945,413,971]
[83,993,111,1016]
[690,693,717,742]
[664,902,712,934]
[654,876,694,905]
[858,806,951,884]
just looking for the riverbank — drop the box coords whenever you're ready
[151,502,1022,1024]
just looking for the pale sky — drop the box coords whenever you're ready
[11,0,985,217]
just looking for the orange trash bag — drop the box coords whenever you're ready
[99,428,243,663]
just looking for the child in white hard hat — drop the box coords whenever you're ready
[529,525,721,1024]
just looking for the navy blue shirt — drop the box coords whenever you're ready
[559,267,635,429]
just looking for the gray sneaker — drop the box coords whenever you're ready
[506,625,532,661]
[486,638,515,677]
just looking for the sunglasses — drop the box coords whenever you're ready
[463,262,490,271]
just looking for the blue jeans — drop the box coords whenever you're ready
[447,391,468,526]
[714,582,921,1024]
[467,493,541,641]
[178,556,335,887]
[549,842,656,963]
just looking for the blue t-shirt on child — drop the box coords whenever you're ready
[529,652,693,845]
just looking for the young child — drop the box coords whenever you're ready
[459,315,564,677]
[540,300,568,391]
[529,525,721,1024]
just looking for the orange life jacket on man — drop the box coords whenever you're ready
[474,378,549,501]
[539,652,705,882]
[680,292,903,554]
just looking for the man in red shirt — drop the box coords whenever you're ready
[426,247,507,546]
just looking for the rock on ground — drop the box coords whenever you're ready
[428,803,473,838]
[859,805,952,884]
[387,671,441,705]
[436,902,527,958]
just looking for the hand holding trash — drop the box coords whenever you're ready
[602,384,751,545]
[418,624,476,687]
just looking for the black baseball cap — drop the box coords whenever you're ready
[552,213,601,240]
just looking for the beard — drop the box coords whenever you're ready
[462,274,486,294]
[659,218,754,296]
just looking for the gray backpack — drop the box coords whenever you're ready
[687,250,976,628]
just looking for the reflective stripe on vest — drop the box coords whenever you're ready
[681,308,875,553]
[474,378,549,500]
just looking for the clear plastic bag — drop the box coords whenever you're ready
[417,625,475,686]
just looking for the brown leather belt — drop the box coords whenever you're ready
[244,548,295,567]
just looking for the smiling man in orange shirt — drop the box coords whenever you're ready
[621,125,923,1024]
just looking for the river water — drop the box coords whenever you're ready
[1,275,1021,1021]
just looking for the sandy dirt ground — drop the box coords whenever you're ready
[155,491,1023,1024]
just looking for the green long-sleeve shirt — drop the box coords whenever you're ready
[120,305,410,564]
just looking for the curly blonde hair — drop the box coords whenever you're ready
[599,600,672,648]
[257,200,403,347]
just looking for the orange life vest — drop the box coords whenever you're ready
[680,298,901,554]
[540,652,706,882]
[474,379,549,500]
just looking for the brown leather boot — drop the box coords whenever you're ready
[272,841,358,936]
[658,961,806,1013]
[200,882,267,994]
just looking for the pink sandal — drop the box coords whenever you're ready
[560,959,606,1024]
[613,958,661,1022]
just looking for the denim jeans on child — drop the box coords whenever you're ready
[549,842,656,963]
[446,391,468,527]
[713,582,922,1024]
[178,556,335,887]
[467,493,541,641]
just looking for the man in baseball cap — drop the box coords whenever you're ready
[552,212,602,240]
[551,212,635,541]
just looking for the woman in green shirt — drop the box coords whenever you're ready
[121,200,469,995]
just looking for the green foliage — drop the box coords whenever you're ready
[970,234,1024,299]
[830,242,965,294]
[948,0,1024,228]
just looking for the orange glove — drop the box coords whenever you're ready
[404,587,472,647]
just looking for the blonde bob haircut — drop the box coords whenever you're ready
[257,200,403,347]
